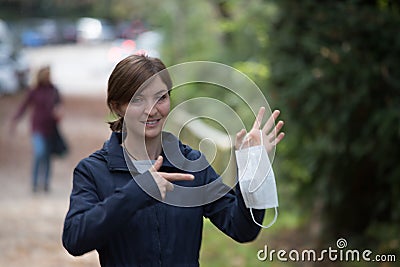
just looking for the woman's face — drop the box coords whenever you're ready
[121,75,170,141]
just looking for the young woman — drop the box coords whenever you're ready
[11,66,63,193]
[62,55,285,266]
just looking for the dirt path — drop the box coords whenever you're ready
[0,92,110,266]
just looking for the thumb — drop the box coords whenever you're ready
[235,129,246,150]
[151,156,163,172]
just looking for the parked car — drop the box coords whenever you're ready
[76,17,116,43]
[18,18,62,47]
[59,19,77,43]
[115,19,147,40]
[0,19,29,95]
[0,19,13,55]
[107,30,163,63]
[0,56,19,94]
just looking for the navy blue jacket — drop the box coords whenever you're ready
[62,132,264,267]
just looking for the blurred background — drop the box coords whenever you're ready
[0,0,399,266]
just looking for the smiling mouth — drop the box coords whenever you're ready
[143,119,161,125]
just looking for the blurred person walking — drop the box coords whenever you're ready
[10,66,66,193]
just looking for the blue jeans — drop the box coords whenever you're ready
[32,133,51,191]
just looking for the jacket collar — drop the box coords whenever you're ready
[103,131,183,172]
[103,132,126,171]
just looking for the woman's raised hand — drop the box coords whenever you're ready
[150,156,194,200]
[235,107,285,153]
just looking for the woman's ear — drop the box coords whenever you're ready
[110,101,123,117]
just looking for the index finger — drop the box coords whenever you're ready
[158,172,195,182]
[262,109,281,134]
[150,156,163,172]
[252,107,266,130]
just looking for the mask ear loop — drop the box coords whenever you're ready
[250,207,278,229]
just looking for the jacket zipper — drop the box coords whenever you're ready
[155,205,162,266]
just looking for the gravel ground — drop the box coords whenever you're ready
[0,92,110,267]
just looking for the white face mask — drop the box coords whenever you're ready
[235,130,279,228]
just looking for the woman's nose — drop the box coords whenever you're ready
[144,101,158,115]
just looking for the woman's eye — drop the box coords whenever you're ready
[132,97,143,103]
[157,94,168,102]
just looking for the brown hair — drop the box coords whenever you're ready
[36,66,51,87]
[107,54,172,132]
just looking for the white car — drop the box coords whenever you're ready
[76,17,115,43]
[0,55,19,94]
[0,19,29,95]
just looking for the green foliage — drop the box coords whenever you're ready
[267,0,400,249]
[200,219,299,267]
[5,0,400,259]
[0,0,95,18]
[159,1,225,64]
